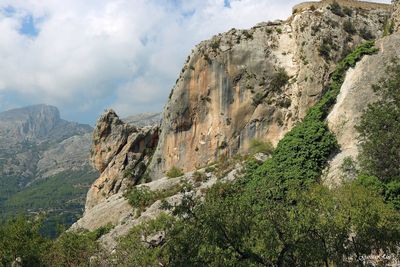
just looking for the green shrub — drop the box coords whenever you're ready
[249,139,274,155]
[329,1,344,17]
[125,186,156,212]
[192,171,208,183]
[359,27,375,40]
[205,166,216,173]
[252,91,265,106]
[210,39,220,50]
[383,18,395,36]
[166,166,184,178]
[343,19,356,34]
[275,28,282,34]
[356,61,400,182]
[270,67,289,92]
[242,30,253,39]
[93,223,114,239]
[44,230,99,266]
[343,6,353,16]
[125,184,184,213]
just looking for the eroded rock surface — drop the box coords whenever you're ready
[325,33,400,186]
[149,2,390,179]
[84,110,159,210]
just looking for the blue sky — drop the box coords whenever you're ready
[0,0,392,125]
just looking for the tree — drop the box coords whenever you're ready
[0,215,50,267]
[357,61,400,182]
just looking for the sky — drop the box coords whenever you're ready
[0,0,392,125]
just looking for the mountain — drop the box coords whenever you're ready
[1,0,396,265]
[0,104,97,231]
[71,0,399,256]
[123,112,162,127]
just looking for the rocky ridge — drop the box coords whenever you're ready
[84,110,159,210]
[74,0,399,250]
[148,0,390,179]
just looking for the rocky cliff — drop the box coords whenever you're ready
[148,0,390,179]
[73,0,397,248]
[84,110,159,210]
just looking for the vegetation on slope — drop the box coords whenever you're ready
[109,41,399,266]
[0,168,98,237]
[0,42,399,266]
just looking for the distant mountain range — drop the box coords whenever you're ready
[123,112,162,127]
[0,104,162,234]
[0,104,97,233]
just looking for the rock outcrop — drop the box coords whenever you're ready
[74,0,397,248]
[325,31,400,186]
[149,1,390,179]
[84,110,159,210]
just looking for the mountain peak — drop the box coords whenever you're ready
[0,104,60,122]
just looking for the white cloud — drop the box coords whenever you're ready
[0,0,392,122]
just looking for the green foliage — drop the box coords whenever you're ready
[340,156,358,179]
[0,215,50,267]
[270,67,289,92]
[43,229,100,267]
[252,91,265,106]
[192,171,208,183]
[357,60,400,183]
[168,180,400,266]
[119,40,400,266]
[249,139,274,155]
[93,223,114,239]
[125,186,158,212]
[343,6,353,16]
[125,185,183,215]
[309,41,378,121]
[383,18,395,36]
[0,168,98,237]
[166,166,184,178]
[343,19,356,34]
[112,213,174,266]
[359,27,375,41]
[210,38,220,50]
[319,37,337,60]
[329,1,344,17]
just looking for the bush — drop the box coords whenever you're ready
[43,230,99,267]
[343,19,356,34]
[343,6,353,16]
[0,216,50,266]
[356,61,400,182]
[125,184,184,213]
[192,171,208,183]
[125,186,157,212]
[359,27,375,40]
[166,166,184,178]
[270,67,289,92]
[210,39,220,50]
[252,91,265,106]
[249,139,274,155]
[329,1,344,17]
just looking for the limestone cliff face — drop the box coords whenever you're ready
[149,2,390,179]
[85,110,159,210]
[74,1,395,243]
[325,33,400,186]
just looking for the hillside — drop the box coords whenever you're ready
[1,0,400,266]
[0,104,97,231]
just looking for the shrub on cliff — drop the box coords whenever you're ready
[166,166,184,178]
